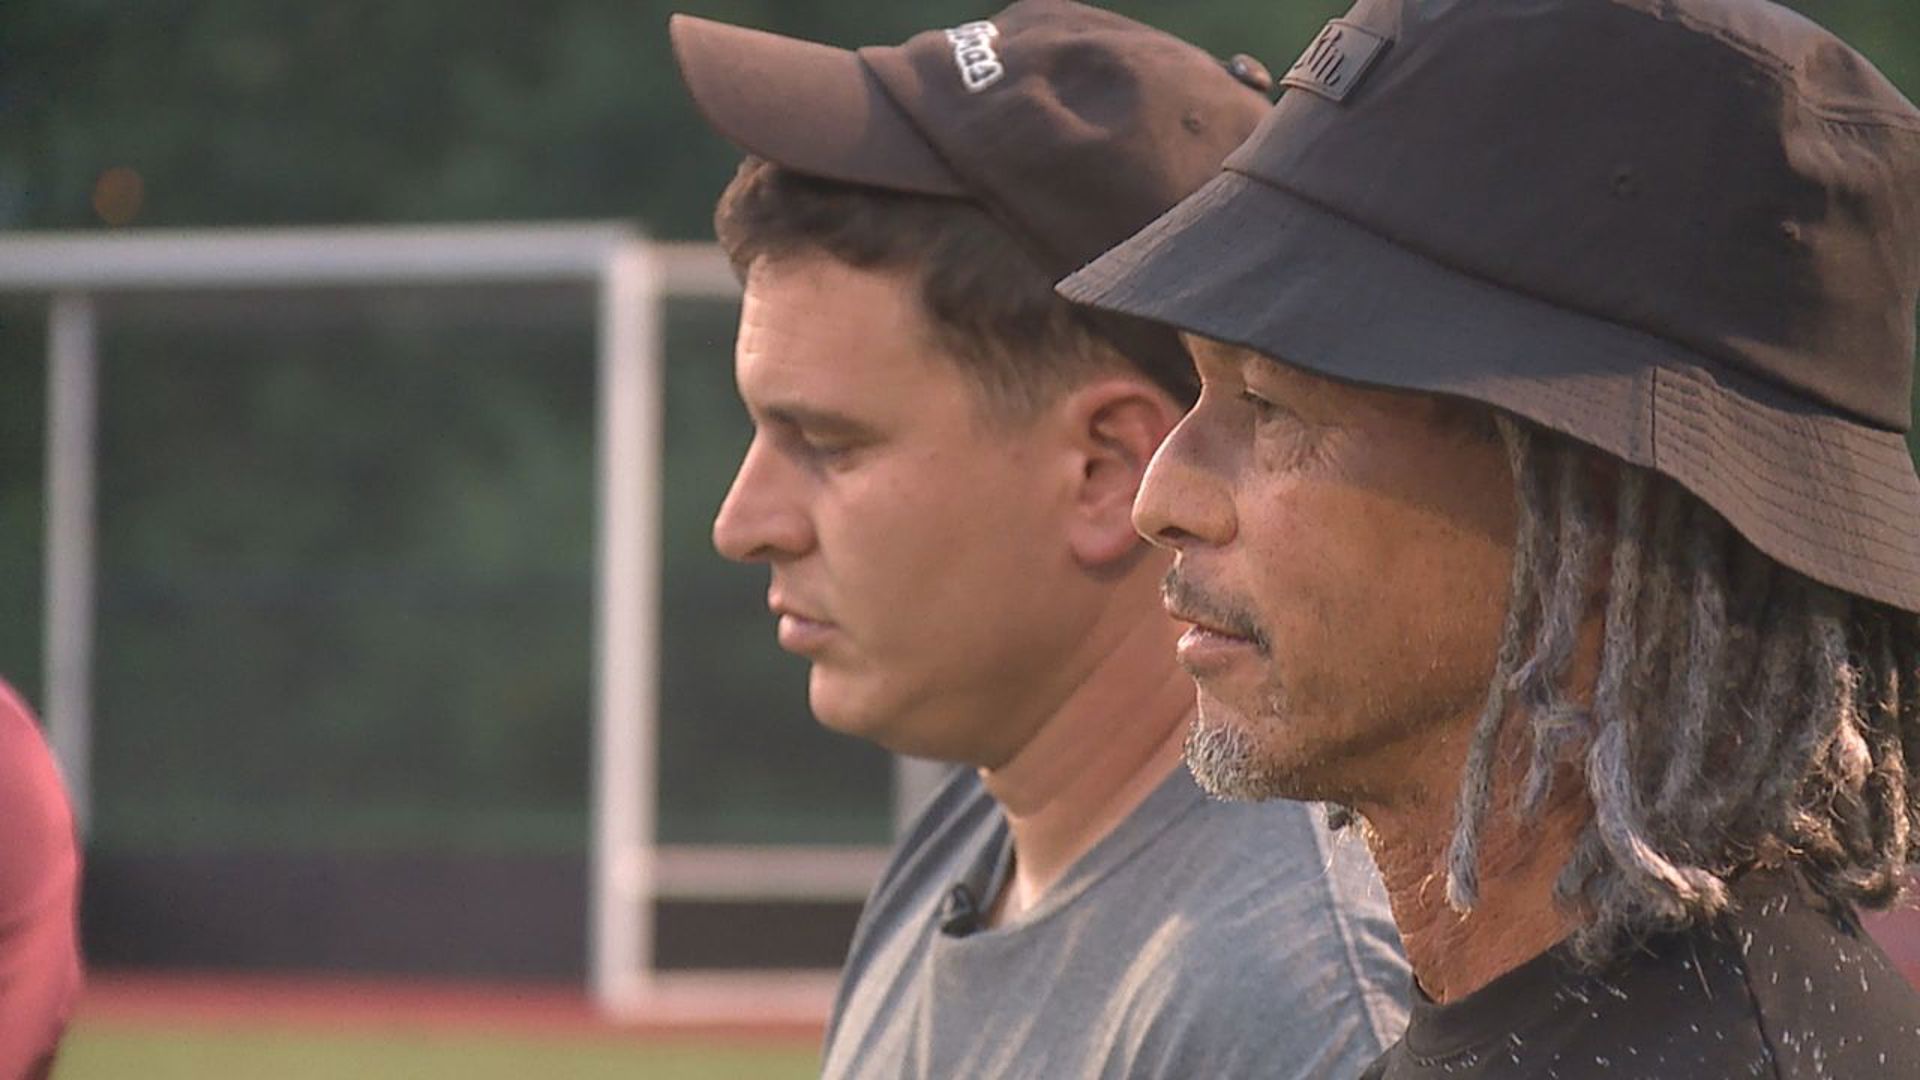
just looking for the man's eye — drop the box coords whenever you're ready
[1239,388,1288,418]
[796,434,857,463]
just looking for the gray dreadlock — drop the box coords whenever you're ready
[1443,415,1920,966]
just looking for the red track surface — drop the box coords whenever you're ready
[78,971,831,1044]
[75,907,1920,1045]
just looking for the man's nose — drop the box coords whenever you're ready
[712,436,814,563]
[1133,413,1235,551]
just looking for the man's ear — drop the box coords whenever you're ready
[1056,377,1185,568]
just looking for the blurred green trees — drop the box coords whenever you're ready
[3,2,1912,238]
[0,2,1356,233]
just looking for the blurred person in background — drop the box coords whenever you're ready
[0,680,82,1080]
[674,2,1408,1076]
[1061,0,1920,1075]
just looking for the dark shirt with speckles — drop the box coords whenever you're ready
[1361,870,1920,1079]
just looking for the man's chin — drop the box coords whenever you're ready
[807,696,883,743]
[1184,718,1285,801]
[1181,704,1346,804]
[806,669,877,737]
[806,671,928,755]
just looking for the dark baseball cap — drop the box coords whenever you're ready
[669,0,1275,396]
[1061,0,1920,613]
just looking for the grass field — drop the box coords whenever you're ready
[57,972,831,1080]
[56,1021,819,1080]
[53,916,1915,1080]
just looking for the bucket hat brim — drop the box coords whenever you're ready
[1059,170,1920,614]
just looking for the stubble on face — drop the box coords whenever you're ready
[1184,694,1296,801]
[1142,339,1519,818]
[1162,567,1296,799]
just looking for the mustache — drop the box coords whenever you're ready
[1162,569,1271,656]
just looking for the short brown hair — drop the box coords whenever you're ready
[714,158,1194,419]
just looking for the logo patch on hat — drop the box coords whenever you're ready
[1282,20,1390,103]
[945,20,1005,93]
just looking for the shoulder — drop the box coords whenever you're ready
[824,765,992,1051]
[863,765,994,905]
[1103,788,1410,1075]
[0,684,80,1080]
[1452,876,1920,1079]
[0,681,50,763]
[1729,872,1920,1077]
[1133,783,1406,996]
[0,684,78,909]
[1161,791,1392,913]
[833,765,991,976]
[895,764,993,851]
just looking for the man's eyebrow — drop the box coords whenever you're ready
[1184,332,1304,388]
[1241,350,1341,404]
[758,402,882,440]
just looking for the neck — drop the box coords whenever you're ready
[979,607,1193,926]
[1360,774,1587,1003]
[1356,612,1608,1002]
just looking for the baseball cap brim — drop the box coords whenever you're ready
[1060,170,1920,613]
[669,14,965,198]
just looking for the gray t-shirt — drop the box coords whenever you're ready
[821,764,1410,1078]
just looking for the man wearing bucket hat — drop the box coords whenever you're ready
[1061,0,1920,1074]
[671,2,1408,1076]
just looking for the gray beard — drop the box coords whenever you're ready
[1184,712,1362,834]
[1183,711,1295,802]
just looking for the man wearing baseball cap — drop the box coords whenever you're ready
[671,2,1408,1076]
[1061,0,1920,1074]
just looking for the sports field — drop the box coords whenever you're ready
[53,973,826,1080]
[47,915,1920,1080]
[56,1024,817,1080]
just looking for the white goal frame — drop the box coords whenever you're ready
[0,225,936,1017]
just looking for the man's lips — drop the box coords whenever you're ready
[1166,606,1263,676]
[770,595,836,655]
[1166,606,1248,641]
[1173,622,1261,675]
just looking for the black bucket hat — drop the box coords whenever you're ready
[1059,0,1920,613]
[670,0,1275,398]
